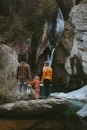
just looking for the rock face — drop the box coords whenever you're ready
[0,44,18,102]
[66,4,87,74]
[57,0,83,20]
[0,98,68,118]
[80,0,87,4]
[53,3,87,92]
[57,0,76,20]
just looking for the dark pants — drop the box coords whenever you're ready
[43,79,51,98]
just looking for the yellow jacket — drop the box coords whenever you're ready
[41,66,52,81]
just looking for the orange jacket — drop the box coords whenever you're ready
[27,80,41,89]
[41,66,52,81]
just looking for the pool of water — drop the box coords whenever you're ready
[64,99,85,115]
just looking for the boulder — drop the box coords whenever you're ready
[0,44,19,102]
[0,98,68,118]
[50,85,87,103]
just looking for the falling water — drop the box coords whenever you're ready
[56,8,64,36]
[47,48,55,66]
[47,8,64,66]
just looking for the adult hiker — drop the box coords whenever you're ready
[16,61,31,98]
[41,61,53,98]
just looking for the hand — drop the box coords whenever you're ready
[41,80,43,83]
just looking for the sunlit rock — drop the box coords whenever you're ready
[50,85,87,103]
[0,98,68,117]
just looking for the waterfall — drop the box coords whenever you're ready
[47,48,55,66]
[56,8,64,37]
[47,8,64,66]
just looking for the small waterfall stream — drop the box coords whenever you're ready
[47,48,55,66]
[56,8,64,37]
[47,8,64,66]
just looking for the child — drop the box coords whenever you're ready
[27,76,41,99]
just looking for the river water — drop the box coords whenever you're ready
[0,114,87,130]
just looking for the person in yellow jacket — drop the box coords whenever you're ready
[41,61,52,98]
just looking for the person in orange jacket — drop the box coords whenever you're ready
[27,76,42,99]
[41,61,52,98]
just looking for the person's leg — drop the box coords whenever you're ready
[35,89,40,99]
[22,81,27,98]
[43,79,50,98]
[17,81,23,99]
[23,81,27,92]
[18,81,22,93]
